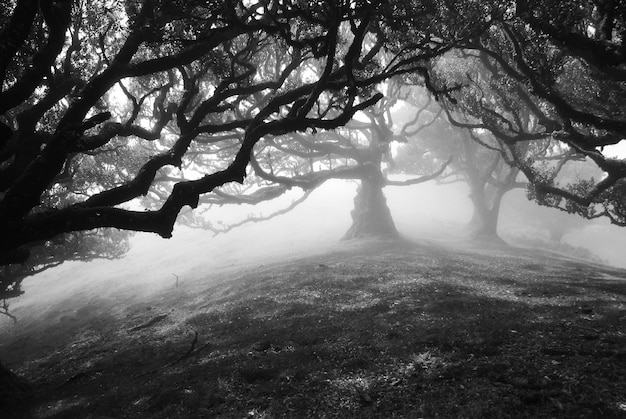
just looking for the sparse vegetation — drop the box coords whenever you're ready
[2,237,625,418]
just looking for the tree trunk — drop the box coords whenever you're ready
[0,361,33,414]
[469,206,500,241]
[548,226,566,243]
[468,187,505,244]
[343,176,398,240]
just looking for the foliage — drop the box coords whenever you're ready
[2,0,487,301]
[432,0,626,225]
[0,228,131,319]
[392,77,529,241]
[1,0,625,298]
[175,79,452,236]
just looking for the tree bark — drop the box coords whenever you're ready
[343,175,398,240]
[467,187,506,244]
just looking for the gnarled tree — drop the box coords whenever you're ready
[180,80,453,240]
[441,1,626,225]
[0,0,405,305]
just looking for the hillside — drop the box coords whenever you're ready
[1,236,625,418]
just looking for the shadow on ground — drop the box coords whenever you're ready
[1,237,626,418]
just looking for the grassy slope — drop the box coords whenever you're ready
[1,236,626,418]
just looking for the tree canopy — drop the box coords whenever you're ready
[433,1,626,224]
[1,0,625,303]
[0,0,494,300]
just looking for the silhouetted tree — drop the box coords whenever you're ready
[3,0,486,406]
[186,81,451,239]
[441,1,626,225]
[510,159,604,243]
[0,0,506,298]
[391,85,525,243]
[2,0,430,302]
[161,1,502,239]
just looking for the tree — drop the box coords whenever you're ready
[510,158,605,243]
[391,83,526,242]
[0,0,507,299]
[252,82,452,240]
[440,1,626,226]
[3,0,434,305]
[395,116,522,242]
[2,0,474,406]
[434,51,551,242]
[0,0,517,407]
[181,80,452,240]
[255,114,405,240]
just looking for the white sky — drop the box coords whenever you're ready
[603,141,626,159]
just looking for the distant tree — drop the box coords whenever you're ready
[509,193,597,244]
[254,111,408,240]
[439,2,626,226]
[181,80,452,239]
[392,84,529,243]
[0,0,529,407]
[395,116,522,241]
[251,82,453,240]
[454,130,523,242]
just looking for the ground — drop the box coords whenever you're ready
[1,237,626,418]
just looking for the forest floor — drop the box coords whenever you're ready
[1,236,626,418]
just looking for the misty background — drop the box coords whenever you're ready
[3,177,624,329]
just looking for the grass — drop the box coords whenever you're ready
[1,236,626,418]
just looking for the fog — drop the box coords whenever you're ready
[2,178,625,329]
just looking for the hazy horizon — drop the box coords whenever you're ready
[3,178,624,330]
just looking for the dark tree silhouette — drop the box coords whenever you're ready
[441,2,626,225]
[3,0,492,406]
[251,89,450,240]
[429,54,547,242]
[3,0,579,408]
[184,81,451,239]
[3,0,454,305]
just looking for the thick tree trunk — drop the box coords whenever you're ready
[468,206,500,241]
[0,361,33,413]
[342,176,398,240]
[468,188,505,244]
